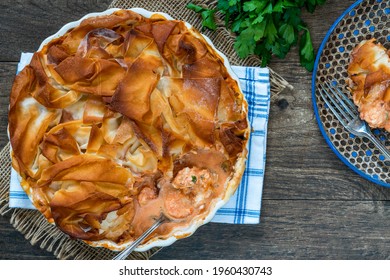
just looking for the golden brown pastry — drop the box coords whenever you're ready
[8,9,249,250]
[348,39,390,131]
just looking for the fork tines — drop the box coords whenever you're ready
[318,81,359,127]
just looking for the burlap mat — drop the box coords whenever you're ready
[0,0,291,260]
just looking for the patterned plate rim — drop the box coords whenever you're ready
[311,0,390,188]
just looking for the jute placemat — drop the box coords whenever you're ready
[0,0,291,260]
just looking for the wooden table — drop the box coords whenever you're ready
[2,0,389,260]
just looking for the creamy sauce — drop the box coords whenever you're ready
[128,149,230,243]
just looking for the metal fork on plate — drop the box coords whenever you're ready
[318,81,390,161]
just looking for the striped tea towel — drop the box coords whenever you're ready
[9,52,270,224]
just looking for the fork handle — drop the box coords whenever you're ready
[113,214,167,260]
[365,132,390,161]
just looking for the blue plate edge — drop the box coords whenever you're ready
[310,0,390,188]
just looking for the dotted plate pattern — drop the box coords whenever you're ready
[312,0,390,187]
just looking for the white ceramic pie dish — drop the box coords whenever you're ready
[14,7,249,252]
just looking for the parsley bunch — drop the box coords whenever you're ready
[187,0,327,72]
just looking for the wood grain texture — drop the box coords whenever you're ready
[0,214,55,259]
[0,0,112,61]
[153,200,390,259]
[2,0,390,260]
[0,63,16,149]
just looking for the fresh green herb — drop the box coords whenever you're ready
[191,175,197,183]
[187,3,217,31]
[187,0,327,72]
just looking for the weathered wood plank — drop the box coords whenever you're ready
[0,214,55,259]
[3,200,390,260]
[0,0,112,61]
[0,63,16,149]
[153,200,390,260]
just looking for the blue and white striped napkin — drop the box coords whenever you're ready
[9,53,270,225]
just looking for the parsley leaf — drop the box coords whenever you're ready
[186,3,204,13]
[201,9,217,30]
[279,23,296,45]
[186,3,217,31]
[264,16,278,44]
[299,29,315,72]
[234,26,257,58]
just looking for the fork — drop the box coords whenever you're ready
[318,81,390,161]
[112,213,169,260]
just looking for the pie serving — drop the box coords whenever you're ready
[348,39,390,131]
[8,8,249,251]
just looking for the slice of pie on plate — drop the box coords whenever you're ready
[348,39,390,131]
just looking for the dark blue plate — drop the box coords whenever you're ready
[312,0,390,187]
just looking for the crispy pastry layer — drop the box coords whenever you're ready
[348,39,390,131]
[9,10,249,250]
